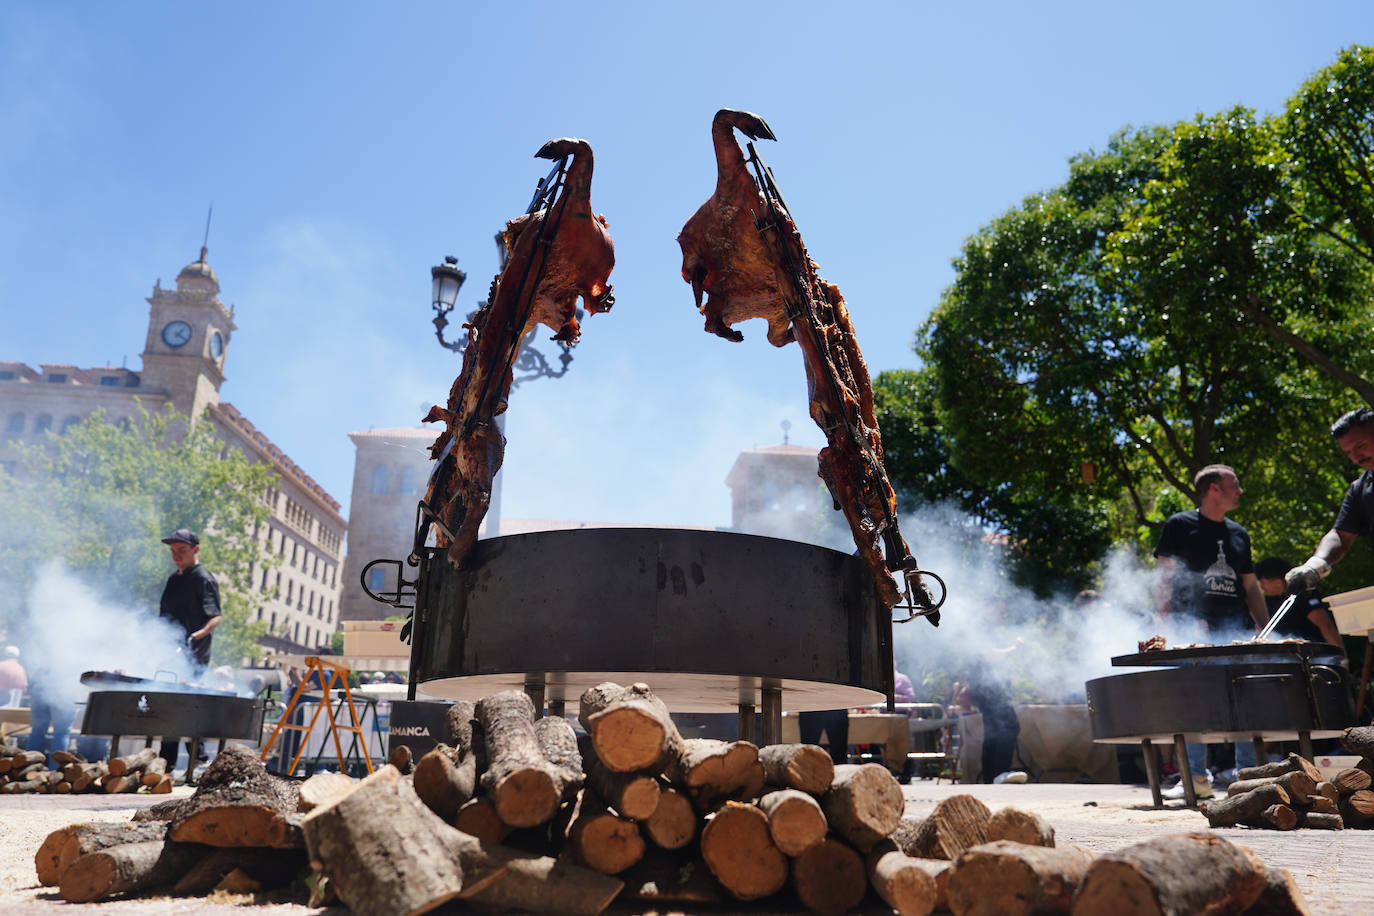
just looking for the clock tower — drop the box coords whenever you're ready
[140,247,237,419]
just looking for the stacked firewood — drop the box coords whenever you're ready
[1201,729,1374,832]
[0,745,173,795]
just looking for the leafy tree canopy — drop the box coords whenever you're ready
[0,402,276,665]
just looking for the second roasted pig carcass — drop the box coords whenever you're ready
[425,138,614,568]
[678,110,934,615]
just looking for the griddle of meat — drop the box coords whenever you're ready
[677,109,794,347]
[678,110,928,612]
[424,138,614,568]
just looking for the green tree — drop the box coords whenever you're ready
[0,402,276,664]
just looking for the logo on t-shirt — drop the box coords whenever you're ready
[1204,540,1239,599]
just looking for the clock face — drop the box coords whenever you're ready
[161,320,193,348]
[210,331,223,358]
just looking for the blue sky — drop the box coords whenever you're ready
[1,2,1367,530]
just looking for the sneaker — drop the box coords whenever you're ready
[1161,778,1214,800]
[993,770,1029,784]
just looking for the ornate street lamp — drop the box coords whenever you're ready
[430,256,467,352]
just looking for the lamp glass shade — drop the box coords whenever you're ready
[431,260,466,312]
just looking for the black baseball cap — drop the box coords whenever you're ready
[161,528,199,546]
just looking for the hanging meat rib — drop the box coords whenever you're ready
[678,110,935,617]
[424,138,614,568]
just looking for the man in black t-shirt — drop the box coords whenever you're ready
[158,528,222,671]
[1288,408,1374,595]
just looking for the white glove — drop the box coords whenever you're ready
[1285,557,1332,592]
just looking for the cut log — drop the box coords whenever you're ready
[1298,810,1344,829]
[792,837,868,916]
[1071,833,1267,916]
[102,774,141,794]
[1199,783,1291,828]
[758,743,835,794]
[579,681,683,773]
[478,689,567,827]
[622,848,723,904]
[890,814,925,855]
[387,744,413,774]
[107,747,158,777]
[1340,789,1374,828]
[59,839,208,903]
[148,775,173,794]
[534,713,585,804]
[663,738,764,810]
[297,771,356,812]
[1332,767,1372,795]
[867,838,939,916]
[7,750,45,769]
[454,795,512,843]
[52,750,82,765]
[139,757,168,785]
[948,840,1094,916]
[53,780,72,794]
[58,821,171,878]
[1252,804,1298,831]
[1247,865,1315,915]
[563,787,646,875]
[168,744,303,848]
[758,788,827,856]
[986,806,1055,847]
[1342,725,1374,759]
[1238,753,1322,783]
[699,801,789,901]
[1307,795,1338,815]
[413,745,475,822]
[821,762,905,851]
[462,852,625,916]
[580,737,660,821]
[172,846,309,894]
[643,785,696,850]
[909,795,992,863]
[132,797,185,823]
[70,763,107,793]
[1315,781,1340,804]
[301,764,508,916]
[1226,770,1316,801]
[35,824,90,886]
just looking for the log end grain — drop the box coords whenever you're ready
[700,802,788,901]
[986,806,1055,847]
[644,787,697,850]
[759,789,828,857]
[948,840,1093,916]
[586,705,668,773]
[791,838,867,916]
[490,768,559,829]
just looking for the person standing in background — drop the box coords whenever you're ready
[0,646,26,707]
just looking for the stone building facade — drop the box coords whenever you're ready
[0,249,346,654]
[724,443,847,547]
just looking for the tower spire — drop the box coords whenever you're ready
[200,202,213,261]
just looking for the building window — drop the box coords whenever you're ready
[47,374,67,384]
[293,622,300,641]
[99,376,120,387]
[270,612,277,630]
[256,607,264,621]
[371,465,390,494]
[125,375,140,387]
[60,416,80,433]
[286,581,293,601]
[5,412,23,434]
[0,370,15,380]
[400,467,419,495]
[33,414,53,435]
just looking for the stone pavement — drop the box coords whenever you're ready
[1,780,1371,914]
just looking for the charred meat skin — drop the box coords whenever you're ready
[677,109,794,347]
[425,138,614,568]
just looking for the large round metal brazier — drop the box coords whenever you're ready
[410,527,890,711]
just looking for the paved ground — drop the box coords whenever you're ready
[1,780,1371,914]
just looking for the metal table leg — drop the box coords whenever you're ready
[1173,734,1197,807]
[761,687,782,746]
[547,699,565,720]
[738,704,755,742]
[1141,739,1163,808]
[1252,737,1266,770]
[523,677,545,716]
[1299,731,1314,762]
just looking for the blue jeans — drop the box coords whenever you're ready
[27,700,75,759]
[1186,741,1257,780]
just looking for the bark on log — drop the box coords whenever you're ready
[132,797,185,823]
[1315,781,1340,804]
[413,745,475,822]
[1297,811,1344,829]
[1332,767,1372,794]
[579,682,683,774]
[1226,770,1316,800]
[986,806,1055,847]
[7,750,45,769]
[534,714,585,804]
[1342,725,1374,759]
[478,689,567,827]
[148,775,173,794]
[821,762,905,851]
[301,764,508,916]
[758,743,835,794]
[907,794,991,861]
[1253,804,1298,831]
[699,801,789,901]
[52,750,82,765]
[454,795,512,843]
[621,848,723,904]
[107,747,158,777]
[387,744,413,774]
[663,738,764,810]
[890,814,925,855]
[643,785,696,850]
[1247,865,1315,916]
[948,840,1094,916]
[563,787,646,875]
[71,763,107,793]
[866,838,939,916]
[580,737,660,821]
[102,774,141,794]
[792,837,868,916]
[1238,753,1322,783]
[297,771,356,812]
[461,852,625,916]
[758,788,828,856]
[172,846,309,894]
[168,745,303,848]
[59,839,208,903]
[139,757,168,783]
[57,821,171,878]
[1199,783,1291,828]
[1340,790,1374,828]
[1307,795,1338,815]
[1071,833,1267,916]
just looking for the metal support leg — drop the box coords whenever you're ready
[1173,734,1197,807]
[1299,731,1314,762]
[187,738,202,785]
[1252,737,1266,770]
[738,704,756,742]
[761,687,783,747]
[1141,739,1163,809]
[548,699,565,720]
[524,677,545,717]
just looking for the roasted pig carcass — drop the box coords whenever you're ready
[677,109,794,347]
[678,110,932,615]
[425,138,614,568]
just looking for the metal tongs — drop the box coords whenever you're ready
[1256,585,1303,642]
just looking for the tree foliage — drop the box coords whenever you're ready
[881,47,1374,595]
[0,402,276,664]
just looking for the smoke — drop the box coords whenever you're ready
[16,558,198,703]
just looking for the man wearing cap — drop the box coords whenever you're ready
[159,529,222,672]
